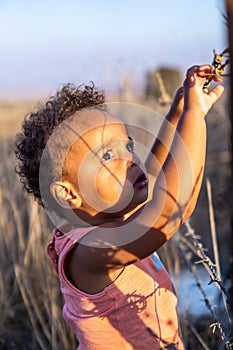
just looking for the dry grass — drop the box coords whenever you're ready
[0,139,76,350]
[0,100,37,139]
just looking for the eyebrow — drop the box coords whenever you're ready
[93,140,113,155]
[93,135,133,154]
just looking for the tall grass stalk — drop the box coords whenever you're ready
[0,139,76,350]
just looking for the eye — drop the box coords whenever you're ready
[126,137,134,153]
[102,150,113,161]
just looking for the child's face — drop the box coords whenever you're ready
[63,110,148,218]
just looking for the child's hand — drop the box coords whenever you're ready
[183,65,224,117]
[167,87,184,120]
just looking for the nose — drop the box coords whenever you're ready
[124,152,139,169]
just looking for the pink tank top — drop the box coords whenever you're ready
[47,224,184,350]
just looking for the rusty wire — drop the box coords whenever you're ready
[203,48,230,89]
[175,219,233,349]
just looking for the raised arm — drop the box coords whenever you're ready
[128,65,224,245]
[145,86,184,176]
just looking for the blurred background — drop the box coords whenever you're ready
[0,0,232,349]
[0,0,228,99]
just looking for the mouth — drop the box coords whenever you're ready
[133,172,148,189]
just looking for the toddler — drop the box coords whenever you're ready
[15,65,224,349]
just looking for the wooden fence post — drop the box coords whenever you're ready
[225,0,233,319]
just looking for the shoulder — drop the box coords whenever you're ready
[65,241,125,294]
[54,221,125,294]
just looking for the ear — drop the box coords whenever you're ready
[50,181,82,209]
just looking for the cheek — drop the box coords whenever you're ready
[78,157,134,211]
[96,162,132,202]
[78,160,122,203]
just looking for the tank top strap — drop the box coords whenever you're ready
[46,223,97,274]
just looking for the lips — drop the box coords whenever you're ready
[133,172,148,189]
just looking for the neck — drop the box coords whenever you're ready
[63,204,139,228]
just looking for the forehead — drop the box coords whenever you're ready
[75,109,125,133]
[73,109,127,145]
[45,109,128,181]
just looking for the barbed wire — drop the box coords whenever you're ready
[203,47,230,89]
[175,219,233,349]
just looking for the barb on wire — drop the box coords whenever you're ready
[184,220,229,298]
[175,219,233,349]
[176,234,228,345]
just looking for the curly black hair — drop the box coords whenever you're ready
[14,82,105,209]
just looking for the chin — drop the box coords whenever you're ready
[133,187,148,204]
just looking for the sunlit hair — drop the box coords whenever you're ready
[14,82,105,209]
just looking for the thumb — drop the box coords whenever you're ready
[208,84,225,104]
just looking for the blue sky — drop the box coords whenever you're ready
[0,0,228,99]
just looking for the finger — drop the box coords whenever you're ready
[174,86,184,100]
[170,87,184,113]
[208,85,225,104]
[185,65,198,78]
[213,75,223,83]
[185,65,213,88]
[196,65,214,77]
[197,66,216,87]
[177,86,184,96]
[183,73,196,88]
[186,65,213,78]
